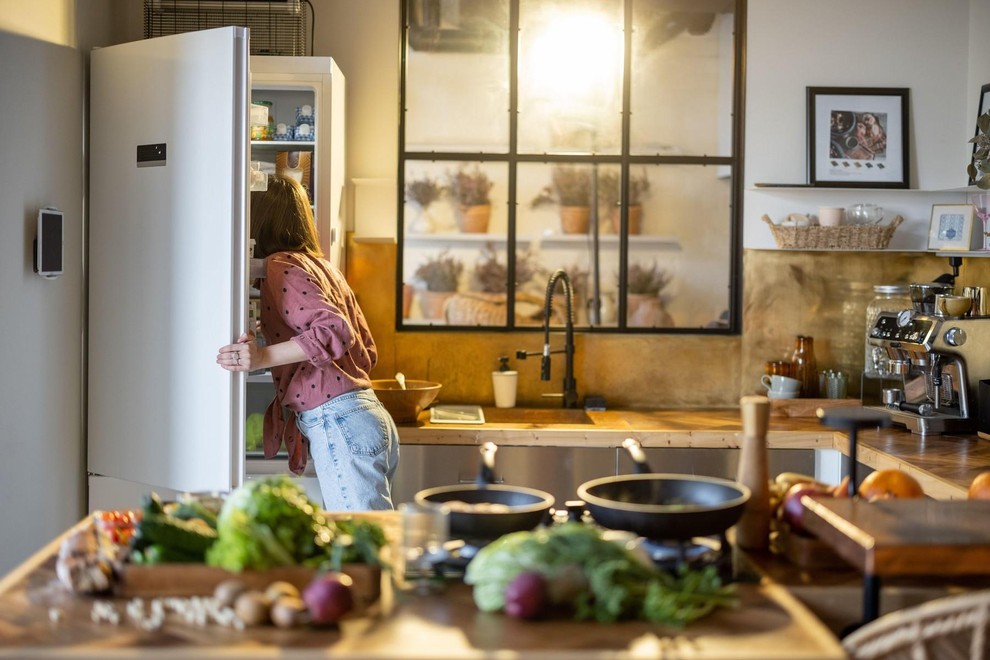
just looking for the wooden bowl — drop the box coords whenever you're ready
[371,380,441,423]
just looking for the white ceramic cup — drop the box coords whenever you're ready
[819,207,844,227]
[492,371,518,408]
[761,374,801,393]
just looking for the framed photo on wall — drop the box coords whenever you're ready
[807,87,910,188]
[927,204,978,251]
[968,82,990,186]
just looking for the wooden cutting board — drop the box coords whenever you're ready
[117,562,381,606]
[799,498,990,576]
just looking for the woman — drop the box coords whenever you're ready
[216,175,398,511]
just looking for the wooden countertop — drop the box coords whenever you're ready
[0,516,846,659]
[396,406,990,499]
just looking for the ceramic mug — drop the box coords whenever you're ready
[818,207,844,227]
[761,374,801,394]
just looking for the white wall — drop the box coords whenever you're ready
[744,0,975,249]
[0,31,85,575]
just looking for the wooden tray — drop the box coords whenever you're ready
[769,398,860,418]
[117,562,381,607]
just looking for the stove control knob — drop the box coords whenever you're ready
[944,327,967,347]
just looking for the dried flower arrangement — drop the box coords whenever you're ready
[404,175,442,207]
[470,243,540,294]
[969,109,990,189]
[447,165,494,207]
[598,169,652,208]
[530,165,592,208]
[625,261,672,295]
[413,250,464,292]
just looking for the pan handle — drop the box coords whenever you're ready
[476,441,498,487]
[621,437,653,474]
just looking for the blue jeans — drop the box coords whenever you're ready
[295,389,399,511]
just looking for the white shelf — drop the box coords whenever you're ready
[934,250,990,258]
[250,140,316,148]
[246,371,272,384]
[749,184,975,193]
[404,232,681,251]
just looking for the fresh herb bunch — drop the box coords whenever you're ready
[531,165,592,208]
[969,109,990,189]
[626,262,672,295]
[470,243,539,293]
[447,165,494,206]
[465,523,738,626]
[405,175,442,207]
[599,169,652,208]
[414,250,464,292]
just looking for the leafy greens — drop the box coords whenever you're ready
[464,523,737,626]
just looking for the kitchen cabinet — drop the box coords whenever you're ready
[391,444,616,506]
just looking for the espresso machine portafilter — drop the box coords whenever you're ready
[865,302,990,435]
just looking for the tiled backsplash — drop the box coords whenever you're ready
[348,236,989,408]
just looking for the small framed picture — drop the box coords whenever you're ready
[807,87,910,188]
[928,204,978,251]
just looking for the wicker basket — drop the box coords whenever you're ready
[444,292,565,326]
[762,214,903,249]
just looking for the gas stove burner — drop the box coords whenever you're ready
[638,532,732,578]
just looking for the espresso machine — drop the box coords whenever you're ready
[864,283,990,436]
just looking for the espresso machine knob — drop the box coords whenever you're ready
[944,326,967,347]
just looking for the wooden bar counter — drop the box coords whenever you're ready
[0,516,846,659]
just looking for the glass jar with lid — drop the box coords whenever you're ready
[864,284,912,377]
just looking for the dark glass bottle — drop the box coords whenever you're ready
[792,335,818,398]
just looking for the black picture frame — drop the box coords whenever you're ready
[807,86,910,188]
[968,82,990,186]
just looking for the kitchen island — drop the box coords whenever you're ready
[0,515,846,659]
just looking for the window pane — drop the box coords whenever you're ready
[517,162,620,328]
[630,0,736,157]
[517,0,624,155]
[404,0,511,152]
[627,164,733,329]
[402,160,508,327]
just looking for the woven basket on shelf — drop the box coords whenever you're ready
[443,292,565,326]
[762,214,903,249]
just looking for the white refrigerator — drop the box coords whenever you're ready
[88,27,344,510]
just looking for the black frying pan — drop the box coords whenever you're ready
[576,438,750,540]
[414,442,555,541]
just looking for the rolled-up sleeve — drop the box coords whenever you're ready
[264,257,355,366]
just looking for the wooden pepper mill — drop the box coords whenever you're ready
[736,395,772,550]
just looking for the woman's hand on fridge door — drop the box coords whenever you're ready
[216,331,261,372]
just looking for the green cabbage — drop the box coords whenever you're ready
[206,476,335,571]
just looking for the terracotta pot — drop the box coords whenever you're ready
[419,290,455,320]
[610,205,642,235]
[457,204,491,233]
[560,206,591,234]
[627,293,673,328]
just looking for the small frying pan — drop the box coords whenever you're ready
[576,438,750,540]
[414,442,555,541]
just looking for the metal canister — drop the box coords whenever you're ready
[962,286,989,317]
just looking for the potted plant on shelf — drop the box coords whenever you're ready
[445,244,541,326]
[624,261,673,328]
[968,108,990,189]
[599,169,651,235]
[531,165,592,234]
[404,174,442,233]
[446,165,494,233]
[413,250,464,320]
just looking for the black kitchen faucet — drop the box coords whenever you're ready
[517,269,578,408]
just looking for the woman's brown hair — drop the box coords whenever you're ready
[251,175,323,259]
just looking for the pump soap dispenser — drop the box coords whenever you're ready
[492,355,518,409]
